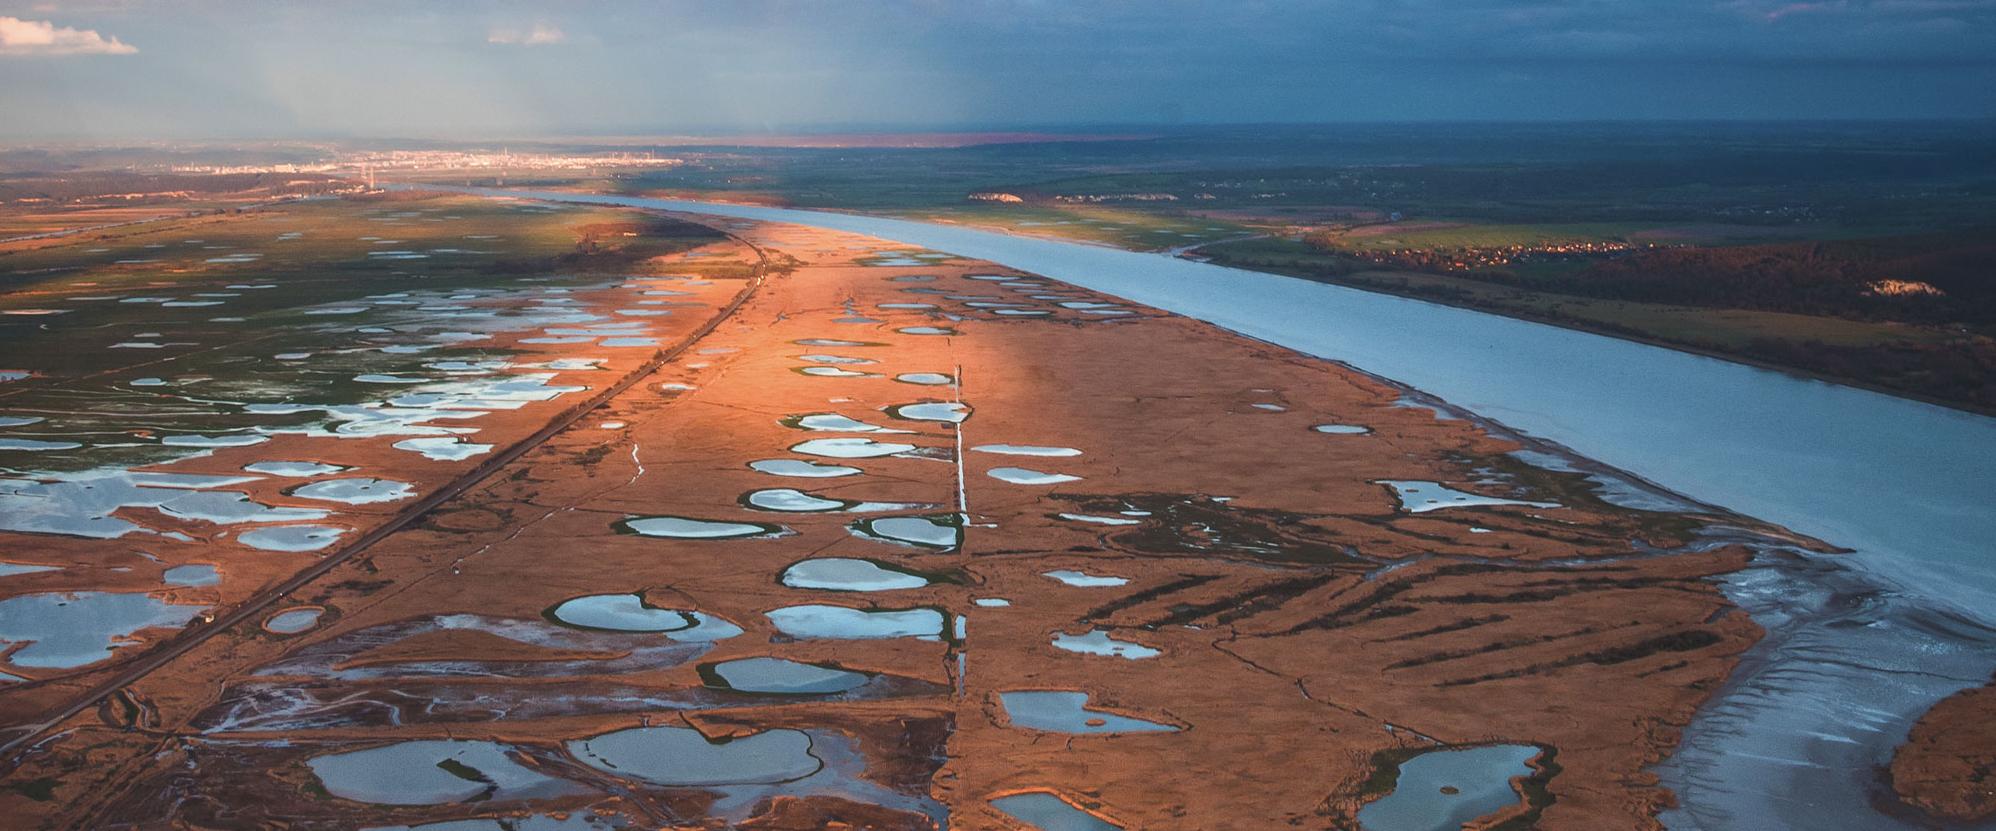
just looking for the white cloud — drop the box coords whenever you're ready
[488,22,566,46]
[0,16,137,56]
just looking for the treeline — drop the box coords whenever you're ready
[0,172,345,204]
[1749,337,1996,410]
[1541,230,1996,326]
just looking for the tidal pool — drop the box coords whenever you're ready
[989,467,1082,485]
[162,564,221,586]
[1356,744,1538,831]
[244,461,349,477]
[791,438,916,458]
[780,558,930,591]
[1314,424,1372,435]
[744,488,849,512]
[237,525,346,552]
[999,691,1178,734]
[894,372,954,386]
[364,813,617,831]
[618,515,782,539]
[566,726,821,786]
[852,515,961,548]
[547,594,743,641]
[888,402,970,423]
[547,594,697,632]
[166,435,274,454]
[1051,629,1160,659]
[1378,480,1559,514]
[307,740,577,805]
[796,354,877,365]
[974,444,1081,457]
[0,439,82,451]
[0,591,205,669]
[288,477,416,505]
[793,338,880,348]
[784,413,903,433]
[897,326,956,336]
[766,605,946,640]
[705,656,870,694]
[392,438,494,461]
[799,366,873,378]
[0,563,58,577]
[265,607,323,634]
[1043,570,1128,587]
[991,792,1121,831]
[157,491,329,525]
[749,459,863,478]
[1057,513,1142,526]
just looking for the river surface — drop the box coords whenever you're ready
[457,187,1996,830]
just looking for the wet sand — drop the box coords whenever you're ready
[0,211,1819,829]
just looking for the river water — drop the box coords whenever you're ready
[459,187,1996,830]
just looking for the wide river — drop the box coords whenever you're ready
[449,188,1996,829]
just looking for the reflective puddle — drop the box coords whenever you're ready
[766,605,946,640]
[704,656,870,694]
[974,444,1081,457]
[0,591,206,669]
[783,413,904,433]
[238,525,346,552]
[999,690,1178,734]
[887,402,970,423]
[1378,480,1559,513]
[989,467,1082,485]
[1357,744,1539,831]
[265,607,323,634]
[393,438,494,461]
[991,792,1122,831]
[1058,513,1142,526]
[1314,424,1372,435]
[287,477,415,505]
[566,726,821,786]
[744,488,849,512]
[852,515,962,548]
[781,558,930,591]
[749,459,863,478]
[163,564,221,586]
[307,740,579,805]
[244,461,350,477]
[617,516,783,539]
[791,438,916,458]
[1051,629,1159,659]
[545,594,741,640]
[1043,569,1128,587]
[792,338,881,348]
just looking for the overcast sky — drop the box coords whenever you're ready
[2,0,1992,140]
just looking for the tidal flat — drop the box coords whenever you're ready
[0,196,1945,831]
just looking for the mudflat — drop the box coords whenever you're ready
[0,204,1806,829]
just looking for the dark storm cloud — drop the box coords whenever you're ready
[0,0,1991,139]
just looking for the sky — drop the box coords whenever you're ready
[1,0,1993,140]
